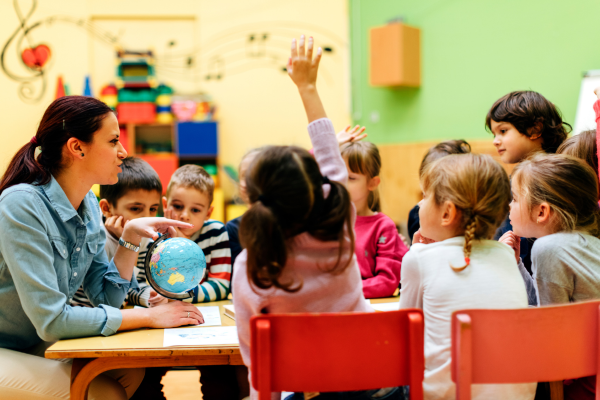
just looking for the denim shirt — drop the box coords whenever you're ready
[0,176,136,351]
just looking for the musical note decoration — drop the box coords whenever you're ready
[0,0,118,103]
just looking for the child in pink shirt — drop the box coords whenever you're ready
[340,141,407,298]
[232,36,399,400]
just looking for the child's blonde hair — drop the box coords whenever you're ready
[512,153,600,237]
[556,130,598,181]
[421,153,511,271]
[340,141,381,212]
[166,164,215,203]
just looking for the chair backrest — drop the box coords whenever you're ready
[250,309,424,400]
[451,301,600,400]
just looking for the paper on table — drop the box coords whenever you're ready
[133,305,222,326]
[196,306,221,327]
[164,326,239,347]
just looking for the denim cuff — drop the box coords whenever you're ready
[99,304,122,336]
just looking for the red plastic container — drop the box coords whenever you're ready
[138,153,178,194]
[117,102,156,124]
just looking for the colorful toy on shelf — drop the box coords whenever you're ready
[115,50,157,89]
[83,75,93,97]
[156,84,174,124]
[100,84,118,110]
[171,94,216,122]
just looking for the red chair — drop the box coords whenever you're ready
[452,300,600,400]
[250,310,425,400]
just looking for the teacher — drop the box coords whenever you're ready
[0,96,204,400]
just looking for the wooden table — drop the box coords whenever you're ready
[45,300,241,400]
[45,296,400,400]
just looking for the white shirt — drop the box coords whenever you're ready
[400,236,536,400]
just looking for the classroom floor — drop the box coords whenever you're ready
[162,370,202,399]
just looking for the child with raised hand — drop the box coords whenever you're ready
[340,141,407,298]
[486,91,570,273]
[408,140,471,242]
[400,153,536,400]
[500,154,600,400]
[71,157,162,308]
[233,36,398,400]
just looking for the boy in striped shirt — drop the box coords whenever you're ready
[157,164,232,304]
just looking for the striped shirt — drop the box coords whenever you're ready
[70,226,151,308]
[184,220,232,303]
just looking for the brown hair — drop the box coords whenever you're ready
[340,141,381,212]
[512,153,600,237]
[485,91,570,153]
[0,96,113,195]
[421,153,511,271]
[166,164,215,203]
[239,146,355,292]
[419,140,471,177]
[556,130,598,181]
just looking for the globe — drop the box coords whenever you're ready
[145,236,206,299]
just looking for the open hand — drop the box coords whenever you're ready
[147,301,204,328]
[121,217,193,244]
[104,215,128,239]
[337,125,367,145]
[498,231,521,263]
[287,35,322,90]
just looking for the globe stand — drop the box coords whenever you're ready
[144,234,195,300]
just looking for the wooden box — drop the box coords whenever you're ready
[370,23,421,87]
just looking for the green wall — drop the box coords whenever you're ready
[350,0,600,144]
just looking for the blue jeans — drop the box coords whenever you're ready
[284,386,408,400]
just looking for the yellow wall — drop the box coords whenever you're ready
[0,0,351,200]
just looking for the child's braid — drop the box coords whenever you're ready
[451,216,478,272]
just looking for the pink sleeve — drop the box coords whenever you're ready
[594,100,600,182]
[307,118,356,226]
[362,223,408,298]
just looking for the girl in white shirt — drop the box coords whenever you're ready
[400,153,535,400]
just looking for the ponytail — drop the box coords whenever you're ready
[0,96,113,196]
[240,201,301,292]
[239,146,355,292]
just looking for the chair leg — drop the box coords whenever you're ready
[549,381,564,400]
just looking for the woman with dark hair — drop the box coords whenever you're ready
[0,96,204,399]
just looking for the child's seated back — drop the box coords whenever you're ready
[163,164,231,303]
[400,153,536,400]
[340,141,407,298]
[71,157,162,307]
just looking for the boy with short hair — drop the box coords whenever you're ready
[486,91,570,294]
[70,157,162,308]
[162,164,232,303]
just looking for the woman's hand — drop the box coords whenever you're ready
[413,229,436,245]
[121,217,193,245]
[337,125,367,145]
[499,231,521,263]
[287,35,322,91]
[147,301,205,328]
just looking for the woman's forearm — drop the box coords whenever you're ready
[118,308,152,331]
[112,229,142,280]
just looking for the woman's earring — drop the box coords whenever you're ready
[81,153,84,157]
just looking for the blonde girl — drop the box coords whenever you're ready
[399,153,535,400]
[340,141,407,298]
[500,154,600,400]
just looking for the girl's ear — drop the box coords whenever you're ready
[441,200,459,227]
[367,176,381,191]
[99,199,113,218]
[534,202,552,224]
[162,196,168,210]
